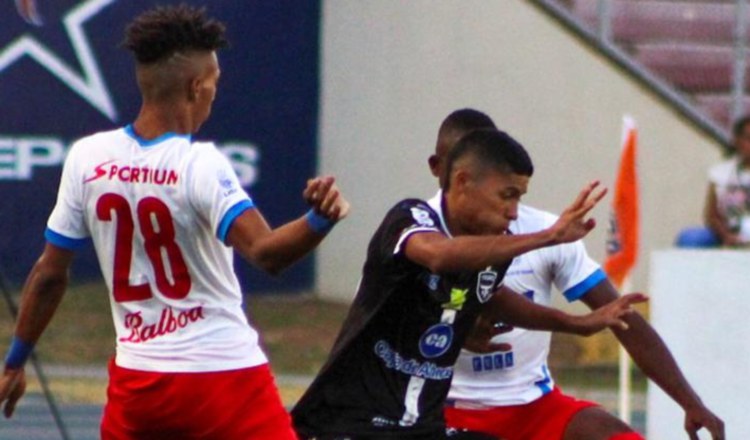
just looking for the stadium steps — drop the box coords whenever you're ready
[567,0,750,130]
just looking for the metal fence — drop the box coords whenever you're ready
[534,0,750,147]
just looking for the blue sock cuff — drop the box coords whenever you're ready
[306,209,335,234]
[5,336,33,370]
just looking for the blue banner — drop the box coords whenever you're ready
[0,0,321,293]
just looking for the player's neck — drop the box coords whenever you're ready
[132,104,195,139]
[442,199,469,236]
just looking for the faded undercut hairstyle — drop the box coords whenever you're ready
[439,109,496,140]
[444,129,534,191]
[122,4,228,64]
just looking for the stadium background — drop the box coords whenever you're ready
[0,0,740,438]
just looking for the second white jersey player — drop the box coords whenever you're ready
[428,192,606,407]
[46,126,265,372]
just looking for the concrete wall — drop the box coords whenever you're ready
[316,0,723,303]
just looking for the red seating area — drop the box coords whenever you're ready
[567,0,748,127]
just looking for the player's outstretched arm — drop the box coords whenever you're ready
[0,244,73,418]
[483,285,647,336]
[581,281,725,440]
[227,176,349,275]
[405,182,607,273]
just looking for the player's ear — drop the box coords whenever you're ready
[188,77,201,102]
[452,168,472,193]
[428,155,441,178]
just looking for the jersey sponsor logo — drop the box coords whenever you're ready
[476,269,498,303]
[410,206,435,227]
[83,159,116,183]
[0,0,118,121]
[471,352,514,372]
[119,305,205,344]
[84,161,179,185]
[374,340,453,380]
[442,288,467,311]
[418,323,454,358]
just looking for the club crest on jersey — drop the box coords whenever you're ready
[410,206,435,227]
[476,269,498,303]
[419,323,454,358]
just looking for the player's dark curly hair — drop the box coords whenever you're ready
[123,4,228,64]
[444,129,534,190]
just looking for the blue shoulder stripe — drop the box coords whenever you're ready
[563,268,607,302]
[217,199,256,243]
[44,228,88,250]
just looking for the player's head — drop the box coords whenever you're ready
[429,109,497,188]
[123,5,228,133]
[444,129,533,235]
[733,115,750,162]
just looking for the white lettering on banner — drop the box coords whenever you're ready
[0,137,66,180]
[0,137,261,187]
[221,143,260,188]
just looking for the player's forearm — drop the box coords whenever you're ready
[426,230,556,273]
[248,217,327,275]
[489,289,590,334]
[613,314,703,410]
[13,259,68,346]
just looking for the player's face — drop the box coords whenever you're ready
[455,169,529,235]
[192,52,221,132]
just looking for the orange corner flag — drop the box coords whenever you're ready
[604,116,640,289]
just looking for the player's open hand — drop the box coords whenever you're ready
[304,176,350,222]
[549,181,607,244]
[0,368,26,419]
[15,0,43,26]
[572,293,647,336]
[463,312,513,354]
[685,403,724,440]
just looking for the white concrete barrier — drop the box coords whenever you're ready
[648,250,750,439]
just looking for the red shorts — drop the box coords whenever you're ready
[444,387,598,440]
[101,359,298,440]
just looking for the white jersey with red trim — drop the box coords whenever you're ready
[46,126,266,373]
[429,192,606,407]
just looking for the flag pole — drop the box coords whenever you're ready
[617,277,633,424]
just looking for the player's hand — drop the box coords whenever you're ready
[0,367,26,418]
[303,176,351,222]
[685,403,724,440]
[463,313,513,354]
[571,293,647,336]
[15,0,43,26]
[548,181,607,244]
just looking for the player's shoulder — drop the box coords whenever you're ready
[385,198,441,228]
[68,128,128,155]
[708,158,737,183]
[511,204,559,233]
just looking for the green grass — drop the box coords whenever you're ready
[1,282,640,405]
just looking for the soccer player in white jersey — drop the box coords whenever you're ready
[430,110,724,440]
[0,6,349,439]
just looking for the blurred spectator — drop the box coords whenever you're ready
[702,116,750,247]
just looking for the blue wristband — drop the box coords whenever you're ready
[306,209,335,234]
[5,336,34,370]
